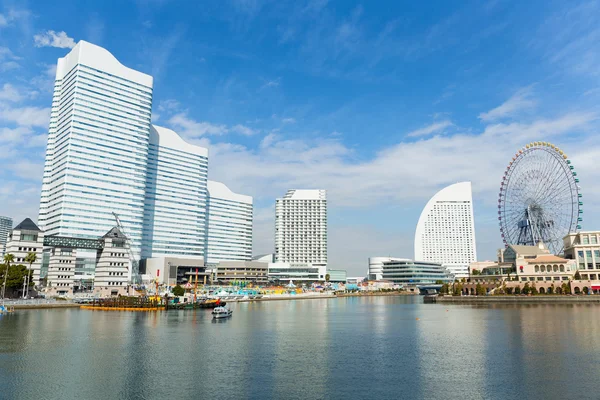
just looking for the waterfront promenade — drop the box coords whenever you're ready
[432,295,600,304]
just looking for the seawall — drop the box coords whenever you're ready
[433,295,600,304]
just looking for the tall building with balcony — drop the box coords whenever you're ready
[142,125,209,259]
[0,216,12,257]
[38,41,153,256]
[564,231,600,272]
[205,181,253,265]
[271,190,327,282]
[414,182,477,278]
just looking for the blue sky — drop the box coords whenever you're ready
[2,0,600,275]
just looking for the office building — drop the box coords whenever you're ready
[214,260,268,284]
[38,41,153,256]
[0,216,12,256]
[271,189,327,282]
[205,180,253,265]
[36,41,255,288]
[142,125,209,259]
[414,181,477,278]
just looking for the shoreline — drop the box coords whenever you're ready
[432,295,600,304]
[6,291,416,310]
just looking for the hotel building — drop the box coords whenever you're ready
[414,182,477,278]
[270,189,327,282]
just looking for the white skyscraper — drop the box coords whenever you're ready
[0,216,12,256]
[414,182,477,278]
[142,125,209,259]
[38,41,153,256]
[205,180,253,264]
[275,189,327,264]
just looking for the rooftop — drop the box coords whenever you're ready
[14,218,41,232]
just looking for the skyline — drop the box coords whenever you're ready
[2,1,600,275]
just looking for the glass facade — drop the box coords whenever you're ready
[382,260,451,285]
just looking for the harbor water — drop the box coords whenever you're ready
[1,296,600,400]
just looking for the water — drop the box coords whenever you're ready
[1,296,599,400]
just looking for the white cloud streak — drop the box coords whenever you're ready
[33,30,76,49]
[406,120,453,137]
[479,87,536,121]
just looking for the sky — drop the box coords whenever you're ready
[1,0,600,276]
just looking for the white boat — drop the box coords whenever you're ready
[211,306,233,319]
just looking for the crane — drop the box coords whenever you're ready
[111,212,141,285]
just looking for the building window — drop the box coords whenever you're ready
[540,265,545,272]
[592,236,598,245]
[586,250,593,258]
[583,236,590,244]
[578,251,584,259]
[535,265,539,272]
[21,234,38,241]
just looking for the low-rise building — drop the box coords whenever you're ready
[268,262,326,282]
[142,256,208,286]
[5,218,44,284]
[381,259,451,286]
[326,269,347,283]
[214,260,269,284]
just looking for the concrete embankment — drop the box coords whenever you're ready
[433,295,600,304]
[10,302,81,310]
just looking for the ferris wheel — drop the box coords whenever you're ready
[498,141,582,255]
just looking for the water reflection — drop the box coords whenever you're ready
[2,299,600,399]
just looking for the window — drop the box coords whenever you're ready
[578,251,584,258]
[594,250,600,258]
[21,234,37,241]
[592,236,598,245]
[535,265,539,272]
[586,250,593,258]
[583,236,590,244]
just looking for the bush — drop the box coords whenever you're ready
[475,283,486,296]
[506,287,513,295]
[583,286,589,295]
[522,282,531,295]
[531,283,538,295]
[514,286,521,295]
[172,284,185,296]
[548,285,554,294]
[574,271,581,280]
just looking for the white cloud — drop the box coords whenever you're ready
[33,30,76,49]
[282,117,296,124]
[0,105,51,128]
[158,99,180,112]
[479,87,536,121]
[231,124,256,136]
[260,78,281,89]
[0,84,24,102]
[168,113,229,137]
[406,120,453,137]
[0,14,7,27]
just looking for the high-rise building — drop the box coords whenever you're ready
[38,41,153,256]
[205,181,253,265]
[37,41,253,287]
[142,125,209,259]
[0,216,12,256]
[270,190,327,281]
[414,182,477,278]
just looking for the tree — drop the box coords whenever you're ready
[561,282,571,295]
[0,263,29,297]
[548,284,554,295]
[531,283,538,295]
[472,270,482,276]
[325,274,330,283]
[172,284,185,296]
[2,253,15,298]
[506,287,513,295]
[574,271,581,280]
[453,282,463,296]
[583,286,589,295]
[475,283,486,296]
[24,252,37,298]
[522,282,531,295]
[440,283,449,294]
[514,286,521,295]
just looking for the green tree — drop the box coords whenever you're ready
[522,282,531,295]
[2,253,15,298]
[561,282,571,295]
[172,284,185,296]
[514,286,521,295]
[475,283,486,296]
[0,263,29,293]
[472,270,482,276]
[506,287,514,295]
[440,283,449,294]
[24,252,37,297]
[531,283,538,295]
[583,286,589,295]
[453,282,463,296]
[574,271,581,280]
[325,274,330,283]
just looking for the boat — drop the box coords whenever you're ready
[212,306,233,319]
[198,299,226,308]
[0,304,14,314]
